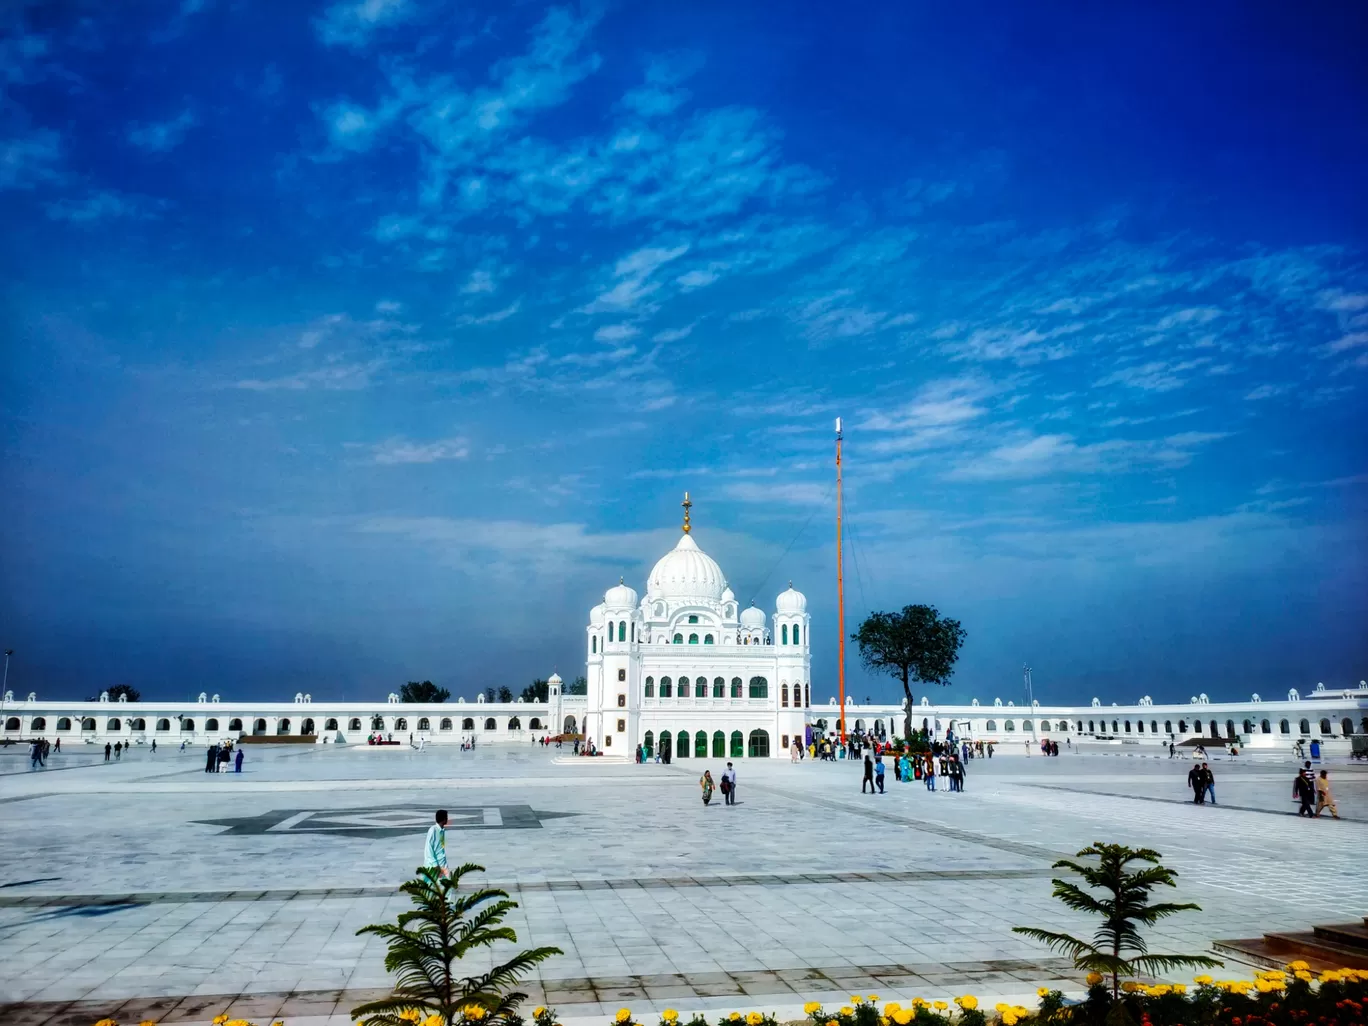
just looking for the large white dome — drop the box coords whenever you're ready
[740,605,766,627]
[604,578,638,608]
[776,584,807,613]
[647,533,727,602]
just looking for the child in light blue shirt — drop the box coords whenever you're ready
[424,810,449,876]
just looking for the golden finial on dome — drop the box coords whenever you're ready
[681,491,692,533]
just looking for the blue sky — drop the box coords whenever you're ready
[2,1,1365,705]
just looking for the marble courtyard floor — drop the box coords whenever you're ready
[0,743,1364,1026]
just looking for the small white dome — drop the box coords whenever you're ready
[589,603,605,625]
[721,585,735,603]
[740,605,766,627]
[604,577,638,608]
[548,673,562,685]
[776,583,806,613]
[648,533,727,602]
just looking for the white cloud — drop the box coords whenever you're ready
[594,323,639,343]
[126,109,197,153]
[0,129,62,189]
[721,480,826,506]
[947,430,1227,481]
[315,0,412,48]
[461,270,498,294]
[1244,383,1290,401]
[235,360,386,391]
[676,269,718,290]
[454,302,520,327]
[371,436,470,465]
[652,325,693,343]
[45,190,153,222]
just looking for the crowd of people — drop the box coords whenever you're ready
[204,739,242,773]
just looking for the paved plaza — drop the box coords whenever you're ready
[0,743,1364,1026]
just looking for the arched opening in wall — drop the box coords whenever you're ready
[644,676,654,698]
[182,719,195,732]
[1088,720,1095,732]
[394,718,408,731]
[1343,718,1355,736]
[731,677,743,698]
[619,621,626,642]
[804,684,810,707]
[254,718,267,735]
[1299,718,1310,735]
[1209,719,1219,737]
[1004,720,1015,731]
[643,730,654,757]
[729,730,744,758]
[1123,721,1131,733]
[1111,720,1118,733]
[277,719,290,735]
[1058,721,1068,732]
[325,718,339,731]
[659,731,672,759]
[302,718,316,736]
[713,677,724,698]
[31,717,46,730]
[1242,719,1253,734]
[695,731,707,757]
[676,730,690,758]
[107,718,122,731]
[1319,718,1332,735]
[1226,720,1236,739]
[795,626,801,645]
[1261,719,1270,733]
[80,717,97,731]
[688,633,698,644]
[985,720,996,730]
[563,715,576,733]
[781,683,790,707]
[462,718,475,731]
[349,718,362,731]
[749,676,768,699]
[748,729,770,758]
[1136,721,1144,733]
[1361,717,1368,734]
[712,730,725,757]
[679,677,691,698]
[205,718,219,732]
[483,718,496,731]
[1149,720,1157,733]
[660,676,673,698]
[529,718,541,730]
[56,717,71,731]
[704,634,714,644]
[592,636,596,653]
[508,717,521,730]
[782,624,788,645]
[1178,720,1187,733]
[3,717,18,731]
[1279,719,1290,734]
[371,715,384,731]
[673,633,683,644]
[156,719,171,732]
[439,718,452,730]
[227,719,241,731]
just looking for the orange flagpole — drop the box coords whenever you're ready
[836,417,846,742]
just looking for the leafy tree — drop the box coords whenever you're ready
[496,686,513,703]
[1012,842,1221,1000]
[353,864,561,1026]
[566,675,587,696]
[484,686,496,703]
[400,681,451,704]
[520,679,549,703]
[86,683,141,702]
[852,604,965,740]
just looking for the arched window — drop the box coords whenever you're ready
[205,718,218,731]
[1298,718,1310,735]
[417,718,431,731]
[749,676,768,699]
[660,676,673,698]
[440,718,453,730]
[713,677,724,698]
[1318,718,1331,735]
[1226,720,1236,738]
[529,718,541,730]
[255,718,268,733]
[349,718,362,731]
[1123,721,1131,733]
[325,718,339,731]
[371,715,384,730]
[731,677,743,698]
[31,717,45,730]
[564,715,577,733]
[794,625,801,645]
[679,676,691,698]
[462,718,475,730]
[688,633,698,644]
[1164,720,1172,733]
[619,621,626,642]
[687,614,698,624]
[1344,718,1355,736]
[804,683,810,707]
[986,720,997,731]
[1210,719,1219,738]
[730,730,744,758]
[1178,720,1187,733]
[1261,719,1270,734]
[781,683,789,708]
[182,719,195,731]
[1005,720,1015,731]
[1111,720,1118,733]
[1024,720,1034,731]
[704,634,714,644]
[484,718,496,730]
[748,729,770,758]
[712,730,726,757]
[1151,720,1158,733]
[508,717,521,730]
[659,730,672,758]
[107,718,122,731]
[1136,721,1143,733]
[676,730,690,758]
[56,717,71,731]
[82,717,97,731]
[302,718,316,735]
[277,718,290,734]
[4,717,18,731]
[1088,720,1095,732]
[592,636,596,653]
[673,633,683,644]
[694,732,707,757]
[394,718,408,731]
[782,624,789,645]
[228,718,242,731]
[1279,719,1290,734]
[642,730,654,757]
[644,675,654,697]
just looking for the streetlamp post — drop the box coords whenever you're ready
[1024,664,1036,743]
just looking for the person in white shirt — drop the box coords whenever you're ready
[722,762,737,805]
[424,810,449,878]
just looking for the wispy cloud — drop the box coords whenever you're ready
[126,109,197,153]
[45,190,157,222]
[235,360,387,392]
[370,436,470,464]
[948,430,1228,481]
[0,129,62,189]
[315,0,413,48]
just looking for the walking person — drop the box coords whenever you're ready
[205,744,217,773]
[862,754,875,794]
[1314,770,1340,819]
[925,759,936,791]
[104,742,112,762]
[722,762,737,805]
[424,810,449,878]
[874,754,886,793]
[150,739,155,754]
[30,739,42,771]
[1203,763,1216,805]
[1293,768,1315,817]
[700,770,715,806]
[234,747,244,773]
[115,741,122,760]
[1187,763,1204,804]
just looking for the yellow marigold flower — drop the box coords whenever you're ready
[1001,1016,1017,1026]
[839,1008,854,1018]
[401,1012,423,1024]
[535,1009,547,1018]
[1037,987,1050,998]
[867,995,879,1003]
[423,1015,443,1026]
[995,1003,1009,1012]
[1287,960,1310,972]
[746,1013,763,1026]
[140,1021,158,1026]
[892,1011,913,1026]
[213,1016,231,1026]
[1319,971,1340,983]
[803,1004,822,1015]
[617,1011,632,1024]
[1193,975,1213,985]
[94,1020,119,1026]
[663,1013,679,1023]
[882,1003,901,1015]
[729,1014,740,1022]
[1256,980,1273,993]
[1171,984,1186,994]
[1295,969,1313,982]
[1086,972,1103,986]
[880,1018,888,1025]
[955,996,978,1011]
[851,996,862,1005]
[1120,982,1139,993]
[931,1002,946,1011]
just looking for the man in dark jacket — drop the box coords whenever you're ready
[1187,763,1204,803]
[1293,768,1315,816]
[1201,763,1216,804]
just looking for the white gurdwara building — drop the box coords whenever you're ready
[583,497,811,759]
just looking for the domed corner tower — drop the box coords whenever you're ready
[774,583,812,740]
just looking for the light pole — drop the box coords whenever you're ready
[2,649,11,695]
[1024,664,1036,743]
